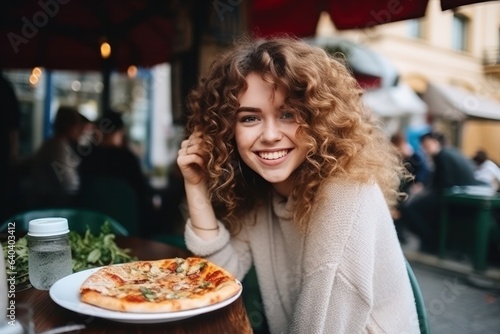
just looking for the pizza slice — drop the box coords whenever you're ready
[79,257,241,313]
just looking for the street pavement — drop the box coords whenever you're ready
[403,234,500,334]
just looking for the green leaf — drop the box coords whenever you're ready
[87,249,101,263]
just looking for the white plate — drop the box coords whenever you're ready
[49,267,242,324]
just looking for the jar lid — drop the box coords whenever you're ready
[28,217,70,237]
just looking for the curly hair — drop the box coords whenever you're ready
[186,37,408,235]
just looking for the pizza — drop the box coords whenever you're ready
[79,257,241,313]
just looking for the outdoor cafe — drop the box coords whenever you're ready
[1,1,498,333]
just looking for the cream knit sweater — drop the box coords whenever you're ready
[185,179,420,334]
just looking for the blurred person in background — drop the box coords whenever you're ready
[471,149,500,241]
[78,110,154,235]
[400,131,486,253]
[75,113,95,156]
[390,131,430,243]
[0,72,21,221]
[390,131,430,195]
[472,149,500,193]
[24,106,85,208]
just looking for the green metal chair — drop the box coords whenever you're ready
[406,260,431,334]
[0,207,129,236]
[241,265,270,334]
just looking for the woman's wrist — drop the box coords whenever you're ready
[190,222,219,231]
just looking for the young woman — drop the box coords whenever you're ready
[177,37,419,333]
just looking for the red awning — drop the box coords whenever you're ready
[250,0,495,37]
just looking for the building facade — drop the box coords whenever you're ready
[317,0,500,163]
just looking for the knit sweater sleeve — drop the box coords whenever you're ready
[184,219,253,281]
[288,180,419,334]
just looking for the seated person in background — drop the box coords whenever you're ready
[78,110,154,235]
[401,131,486,252]
[25,106,84,208]
[390,131,430,242]
[472,149,500,193]
[390,131,430,195]
[472,150,500,234]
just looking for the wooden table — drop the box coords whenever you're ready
[16,236,253,334]
[439,190,500,271]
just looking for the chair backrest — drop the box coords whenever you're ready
[406,260,431,334]
[78,175,140,235]
[0,207,129,236]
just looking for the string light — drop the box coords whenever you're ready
[29,74,39,86]
[127,65,138,78]
[29,67,43,87]
[100,41,111,59]
[32,67,42,77]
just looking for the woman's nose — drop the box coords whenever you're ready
[260,120,283,142]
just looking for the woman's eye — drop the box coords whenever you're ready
[240,115,259,123]
[280,111,295,120]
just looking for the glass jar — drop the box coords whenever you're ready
[28,218,73,290]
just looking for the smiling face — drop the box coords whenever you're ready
[235,72,308,197]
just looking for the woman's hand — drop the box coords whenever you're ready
[177,132,219,240]
[177,132,207,186]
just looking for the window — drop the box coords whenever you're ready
[407,19,423,39]
[452,14,469,51]
[4,68,162,169]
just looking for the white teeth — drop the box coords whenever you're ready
[258,150,289,160]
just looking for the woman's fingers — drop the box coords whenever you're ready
[180,133,202,153]
[177,135,206,185]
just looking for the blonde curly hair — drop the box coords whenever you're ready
[186,37,408,235]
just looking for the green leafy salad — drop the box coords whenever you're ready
[2,222,137,286]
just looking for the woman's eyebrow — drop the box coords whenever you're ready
[236,107,261,113]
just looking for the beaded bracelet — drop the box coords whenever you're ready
[190,223,219,231]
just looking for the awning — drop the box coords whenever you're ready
[363,83,428,117]
[422,83,500,121]
[250,0,496,36]
[306,37,399,89]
